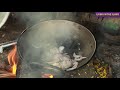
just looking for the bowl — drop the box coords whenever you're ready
[0,12,10,29]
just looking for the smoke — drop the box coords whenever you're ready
[14,12,81,27]
[15,12,81,77]
[22,20,74,63]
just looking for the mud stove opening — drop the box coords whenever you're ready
[0,45,16,78]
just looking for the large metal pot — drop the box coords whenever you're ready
[0,12,10,29]
[16,20,96,77]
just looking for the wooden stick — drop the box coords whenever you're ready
[0,70,11,74]
[0,74,16,78]
[0,73,16,78]
[0,70,16,78]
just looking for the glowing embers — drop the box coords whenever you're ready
[42,74,54,78]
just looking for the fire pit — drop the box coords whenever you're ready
[0,12,113,78]
[0,19,96,78]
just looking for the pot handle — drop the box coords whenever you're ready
[0,40,17,53]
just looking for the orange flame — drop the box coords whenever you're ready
[7,45,18,75]
[42,74,54,78]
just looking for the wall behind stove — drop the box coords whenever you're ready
[14,12,82,27]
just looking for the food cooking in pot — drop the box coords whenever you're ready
[47,46,87,71]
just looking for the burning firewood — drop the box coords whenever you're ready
[0,45,17,78]
[0,70,16,78]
